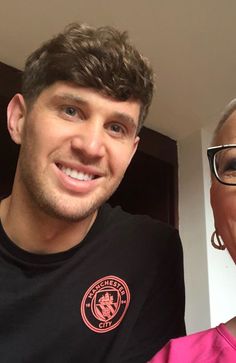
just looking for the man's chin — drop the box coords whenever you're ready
[27,181,117,222]
[35,195,103,223]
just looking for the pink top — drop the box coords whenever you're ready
[149,324,236,362]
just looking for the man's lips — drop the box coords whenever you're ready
[56,162,100,182]
[61,166,94,181]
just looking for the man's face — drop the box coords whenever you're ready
[10,82,140,221]
[210,112,236,262]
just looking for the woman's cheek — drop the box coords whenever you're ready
[211,184,231,232]
[210,183,225,229]
[211,182,236,260]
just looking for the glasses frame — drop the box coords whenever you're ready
[207,144,236,186]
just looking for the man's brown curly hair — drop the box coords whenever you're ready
[22,23,154,132]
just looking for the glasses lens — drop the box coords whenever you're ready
[214,147,236,184]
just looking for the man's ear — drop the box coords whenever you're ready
[7,93,27,145]
[129,136,140,164]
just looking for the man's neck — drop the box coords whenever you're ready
[0,195,97,254]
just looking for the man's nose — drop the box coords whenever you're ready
[70,121,106,159]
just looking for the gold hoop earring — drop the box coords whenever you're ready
[211,231,226,250]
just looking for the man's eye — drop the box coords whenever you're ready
[64,106,77,117]
[109,124,125,134]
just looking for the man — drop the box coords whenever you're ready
[0,23,185,362]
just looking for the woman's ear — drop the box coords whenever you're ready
[7,93,27,145]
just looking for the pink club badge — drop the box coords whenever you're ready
[81,275,130,333]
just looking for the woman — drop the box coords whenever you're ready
[149,99,236,362]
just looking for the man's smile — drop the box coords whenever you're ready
[55,162,101,186]
[60,166,95,181]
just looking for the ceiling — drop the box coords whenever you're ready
[1,0,236,140]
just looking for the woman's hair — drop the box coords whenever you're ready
[212,99,236,145]
[22,23,154,131]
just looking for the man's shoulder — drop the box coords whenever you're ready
[100,203,179,242]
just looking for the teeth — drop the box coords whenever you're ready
[61,166,94,181]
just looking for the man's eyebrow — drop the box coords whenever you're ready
[112,112,137,130]
[51,93,88,105]
[51,93,138,129]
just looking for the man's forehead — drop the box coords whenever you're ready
[40,82,137,103]
[39,82,140,122]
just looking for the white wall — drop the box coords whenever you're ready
[178,129,210,333]
[178,123,236,334]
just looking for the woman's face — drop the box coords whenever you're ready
[210,111,236,263]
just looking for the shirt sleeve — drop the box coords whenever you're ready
[120,228,186,363]
[148,341,173,362]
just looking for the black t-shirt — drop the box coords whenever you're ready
[0,204,185,363]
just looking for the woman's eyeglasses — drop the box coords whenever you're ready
[207,144,236,185]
